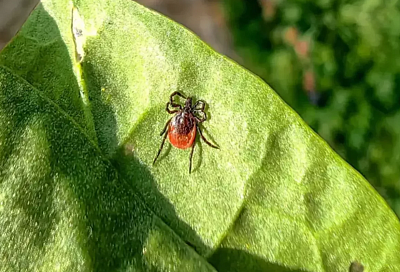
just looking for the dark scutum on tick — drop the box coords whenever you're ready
[153,91,219,173]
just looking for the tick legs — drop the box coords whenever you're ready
[153,119,171,165]
[153,132,168,165]
[194,100,205,111]
[166,102,179,114]
[170,91,186,107]
[194,111,207,123]
[194,100,207,123]
[159,118,172,136]
[189,128,218,173]
[197,127,219,149]
[189,141,196,174]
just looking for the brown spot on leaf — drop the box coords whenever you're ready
[349,261,364,272]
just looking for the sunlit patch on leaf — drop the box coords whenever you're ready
[0,0,399,271]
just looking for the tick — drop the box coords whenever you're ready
[153,91,219,173]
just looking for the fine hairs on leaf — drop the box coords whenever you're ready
[0,0,399,271]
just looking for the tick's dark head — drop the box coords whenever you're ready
[184,97,192,110]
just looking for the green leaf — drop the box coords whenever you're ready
[0,0,399,271]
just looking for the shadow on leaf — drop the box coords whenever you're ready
[209,248,309,272]
[0,3,316,272]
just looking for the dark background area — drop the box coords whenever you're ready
[135,0,400,217]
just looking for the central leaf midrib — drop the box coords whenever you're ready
[73,61,98,144]
[70,6,98,145]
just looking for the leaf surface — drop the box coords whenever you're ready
[0,0,399,271]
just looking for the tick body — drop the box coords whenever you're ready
[153,91,219,173]
[168,112,197,149]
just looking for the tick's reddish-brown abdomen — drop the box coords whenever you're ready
[168,112,196,149]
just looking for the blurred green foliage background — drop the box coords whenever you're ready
[222,0,400,216]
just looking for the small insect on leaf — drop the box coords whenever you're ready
[153,92,219,173]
